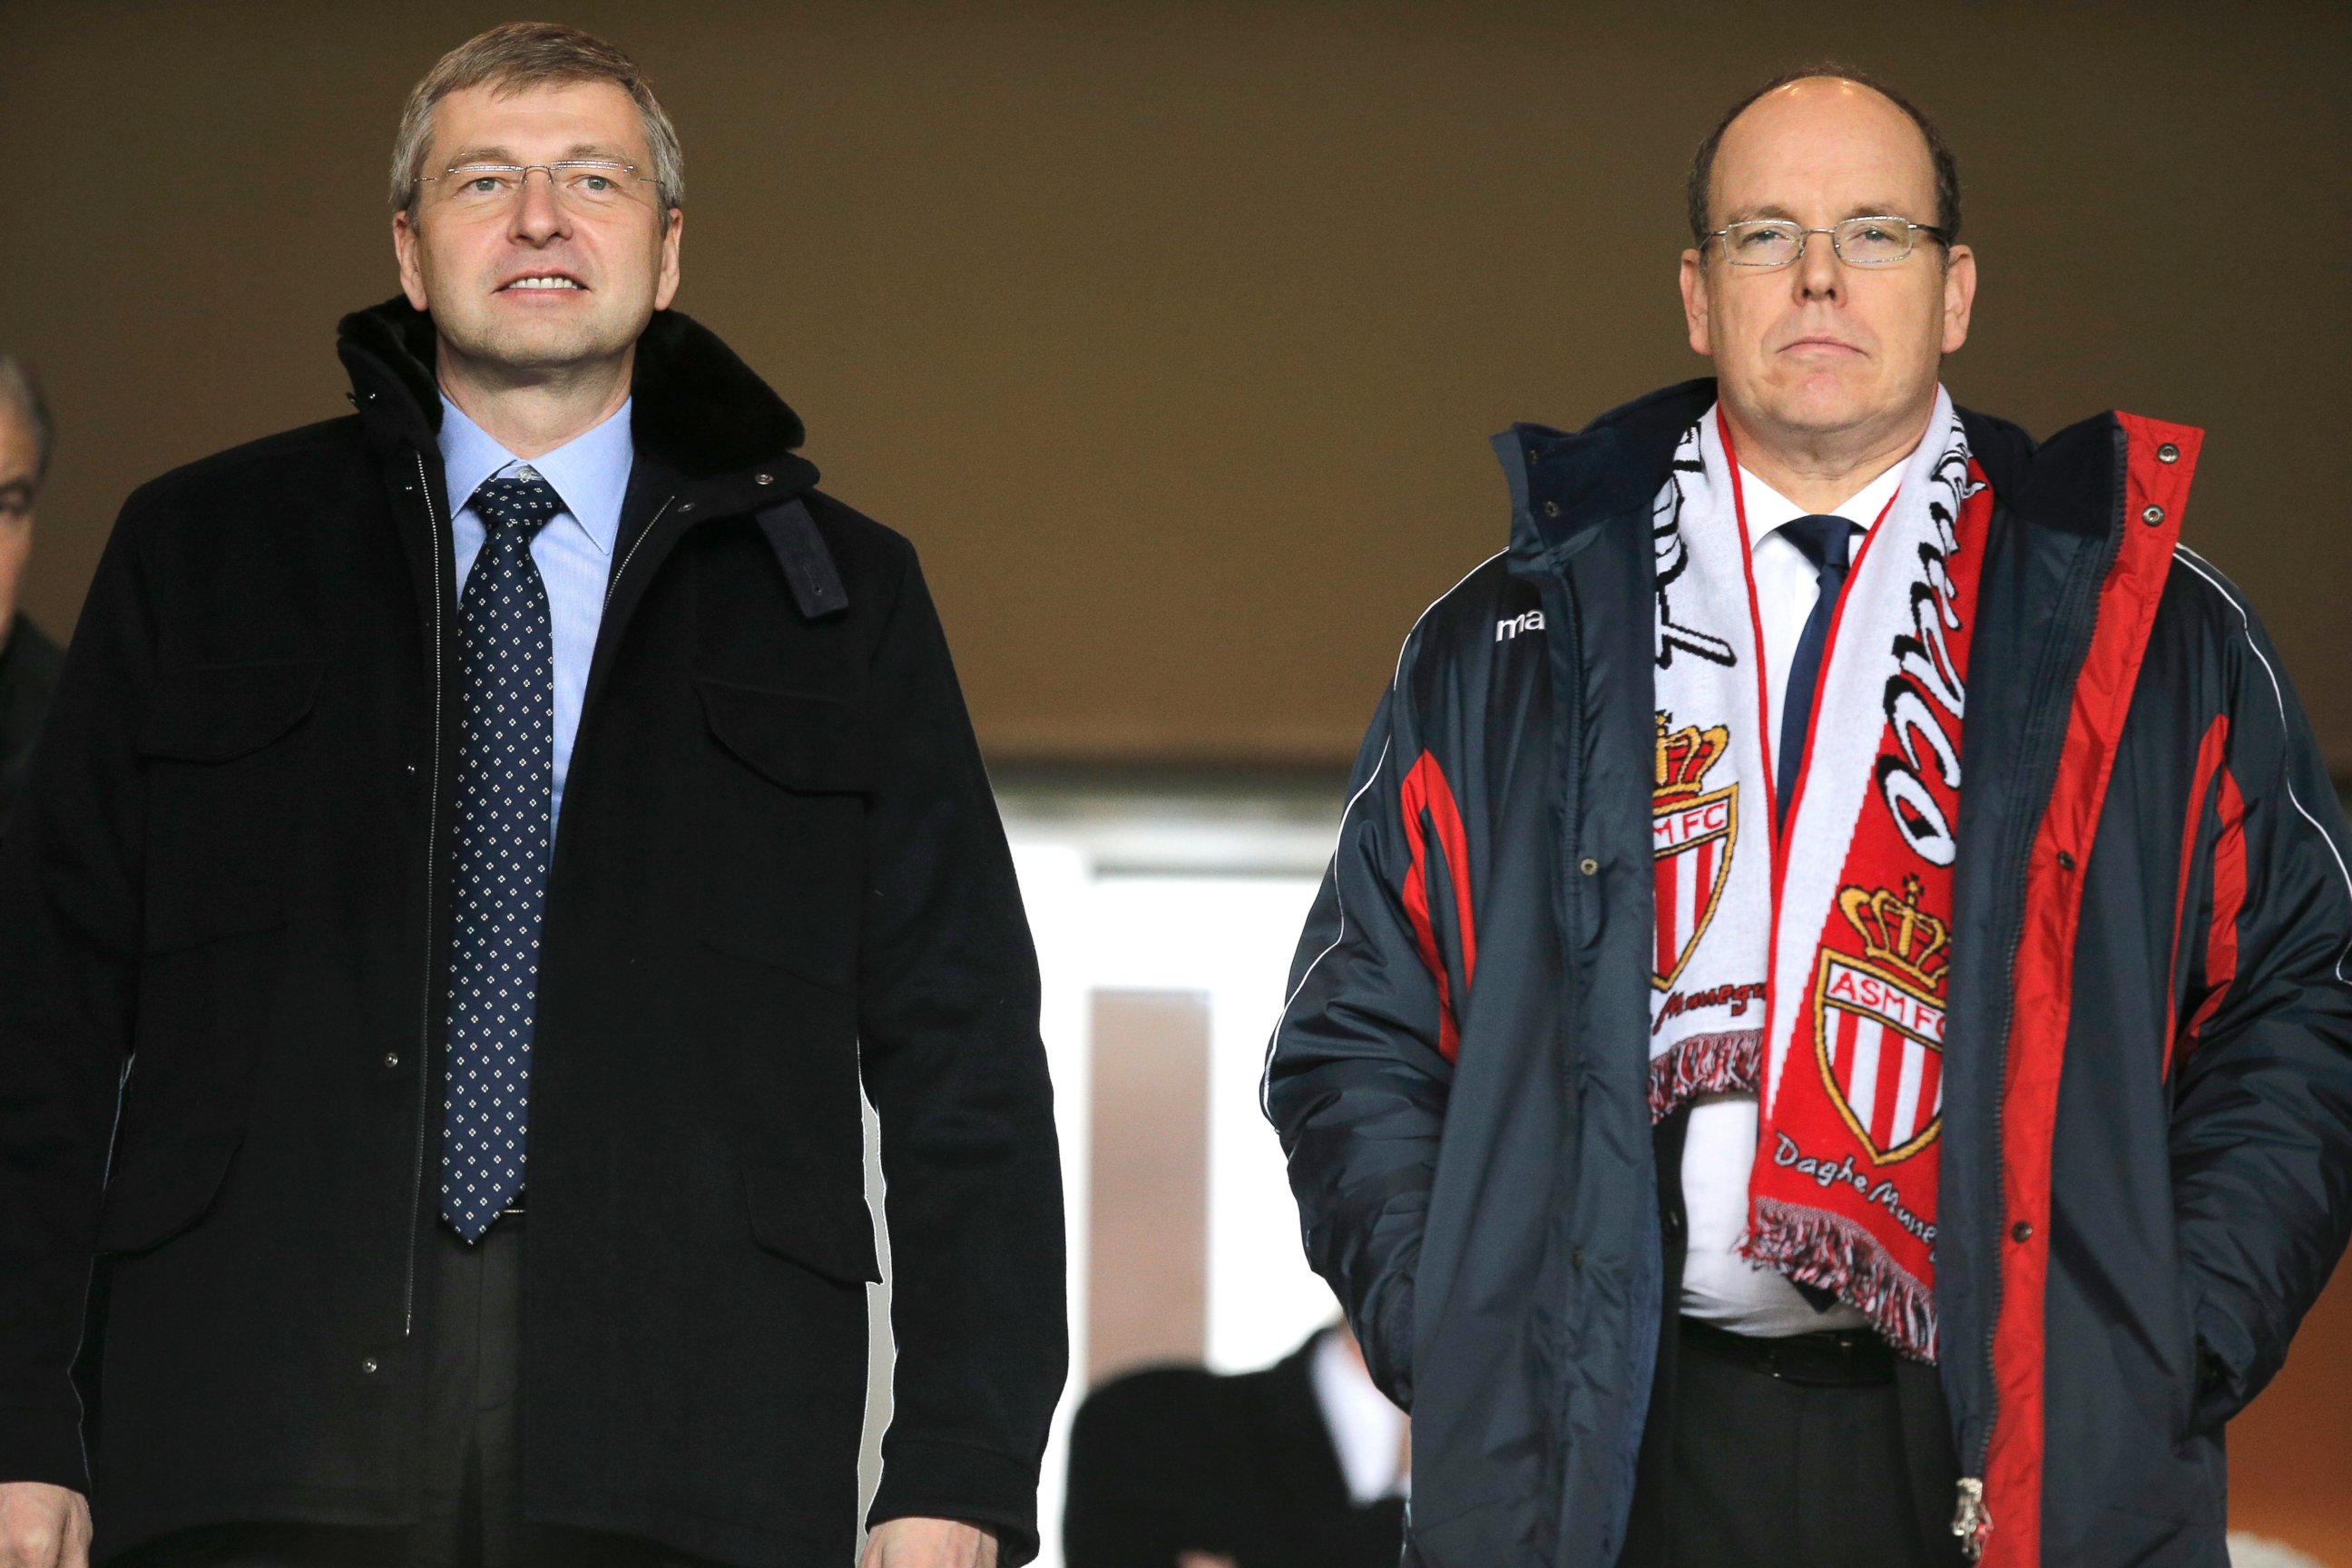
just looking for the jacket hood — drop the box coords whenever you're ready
[334,296,811,485]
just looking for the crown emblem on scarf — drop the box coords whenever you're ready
[1838,877,1951,995]
[1654,713,1732,806]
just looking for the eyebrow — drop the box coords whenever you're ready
[1723,201,1925,226]
[443,142,636,167]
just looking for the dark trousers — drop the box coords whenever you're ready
[1618,1318,1965,1568]
[117,1216,721,1568]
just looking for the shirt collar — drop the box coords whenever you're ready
[1739,456,1906,549]
[437,395,634,557]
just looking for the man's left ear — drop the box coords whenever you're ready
[654,208,683,313]
[1940,244,1976,355]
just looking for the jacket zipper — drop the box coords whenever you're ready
[1952,502,2121,1560]
[1541,562,1597,1553]
[603,495,677,607]
[402,448,446,1338]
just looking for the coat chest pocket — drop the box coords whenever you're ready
[136,660,322,954]
[694,678,873,991]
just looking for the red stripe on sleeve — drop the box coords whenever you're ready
[2182,765,2248,1050]
[2163,714,2230,1080]
[1399,750,1478,1063]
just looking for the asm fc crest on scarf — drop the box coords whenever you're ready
[1816,878,1948,1163]
[1652,712,1738,991]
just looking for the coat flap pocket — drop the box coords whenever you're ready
[139,661,324,762]
[741,1157,880,1287]
[96,1130,243,1254]
[696,680,872,795]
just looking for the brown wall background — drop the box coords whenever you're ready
[3,0,2346,769]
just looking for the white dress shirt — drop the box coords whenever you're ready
[1677,456,1905,1338]
[1308,1328,1410,1504]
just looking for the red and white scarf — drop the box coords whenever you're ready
[1646,388,1990,1358]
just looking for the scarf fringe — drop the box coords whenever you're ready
[1745,1197,1938,1362]
[1646,1029,1760,1122]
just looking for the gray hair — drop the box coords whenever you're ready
[0,356,54,484]
[387,22,685,217]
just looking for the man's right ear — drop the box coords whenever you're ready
[1679,249,1713,358]
[393,211,431,312]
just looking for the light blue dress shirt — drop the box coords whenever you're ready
[439,396,633,826]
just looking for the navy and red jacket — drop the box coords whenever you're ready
[1263,379,2352,1567]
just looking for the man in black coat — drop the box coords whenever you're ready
[0,23,1063,1568]
[1063,1328,1406,1568]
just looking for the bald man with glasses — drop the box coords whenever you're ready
[1267,65,2352,1568]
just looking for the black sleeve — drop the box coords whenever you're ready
[0,508,159,1487]
[855,539,1067,1563]
[1261,660,1453,1411]
[2168,595,2352,1427]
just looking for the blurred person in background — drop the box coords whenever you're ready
[0,22,1063,1568]
[1064,1322,1406,1568]
[0,355,65,836]
[1266,64,2352,1568]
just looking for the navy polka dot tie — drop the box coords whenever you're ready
[441,469,561,1240]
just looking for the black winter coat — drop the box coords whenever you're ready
[0,300,1067,1566]
[1264,381,2352,1567]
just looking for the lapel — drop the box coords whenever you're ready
[1499,382,1712,984]
[1935,405,2125,1472]
[581,450,824,720]
[337,334,455,644]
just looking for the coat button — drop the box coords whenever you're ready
[360,1356,380,1375]
[1579,857,1600,876]
[754,473,775,485]
[2011,1221,2034,1242]
[2156,443,2180,465]
[1542,500,1562,517]
[383,1052,401,1070]
[678,502,696,514]
[2141,504,2165,526]
[2056,850,2075,872]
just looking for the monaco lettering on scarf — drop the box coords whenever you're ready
[1647,387,1989,1359]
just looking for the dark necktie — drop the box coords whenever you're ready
[441,469,561,1240]
[1775,514,1859,832]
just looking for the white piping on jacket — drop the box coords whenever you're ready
[2174,544,2352,984]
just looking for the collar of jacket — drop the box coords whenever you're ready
[333,296,821,517]
[1495,375,2127,575]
